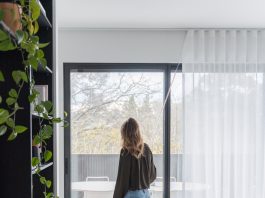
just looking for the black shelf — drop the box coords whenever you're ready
[0,50,32,197]
[32,112,52,120]
[32,113,42,119]
[38,1,52,28]
[32,162,53,174]
[36,64,53,74]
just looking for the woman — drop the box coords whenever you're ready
[113,118,157,198]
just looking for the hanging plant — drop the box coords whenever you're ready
[0,0,68,197]
[0,1,22,33]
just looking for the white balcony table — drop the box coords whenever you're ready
[72,181,115,198]
[71,181,209,198]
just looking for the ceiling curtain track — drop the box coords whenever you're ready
[180,29,265,198]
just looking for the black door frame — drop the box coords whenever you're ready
[63,63,182,198]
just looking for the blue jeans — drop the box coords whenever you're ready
[124,189,150,198]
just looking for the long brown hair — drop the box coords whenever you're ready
[121,118,144,158]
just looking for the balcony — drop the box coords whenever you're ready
[70,154,208,198]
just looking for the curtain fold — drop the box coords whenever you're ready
[181,30,265,198]
[182,30,265,72]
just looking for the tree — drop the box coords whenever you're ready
[123,95,138,119]
[139,95,153,138]
[70,72,164,154]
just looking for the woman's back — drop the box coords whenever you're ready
[113,118,157,198]
[113,143,156,198]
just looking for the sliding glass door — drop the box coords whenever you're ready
[65,63,265,198]
[64,64,181,198]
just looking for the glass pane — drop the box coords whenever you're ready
[70,72,164,198]
[170,72,183,198]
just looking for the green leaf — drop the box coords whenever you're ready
[38,42,49,48]
[6,118,15,128]
[0,109,9,124]
[28,88,40,103]
[42,101,53,112]
[40,176,46,185]
[0,30,8,42]
[32,157,40,167]
[30,0,41,21]
[46,180,52,188]
[0,96,2,104]
[36,49,44,58]
[6,97,16,106]
[28,43,36,55]
[44,150,52,162]
[28,94,36,103]
[31,35,39,43]
[20,40,28,51]
[33,20,39,34]
[45,192,53,198]
[9,89,18,98]
[0,10,3,21]
[41,125,52,139]
[20,0,25,6]
[35,104,44,113]
[15,30,24,44]
[14,125,27,134]
[63,121,69,128]
[21,18,27,27]
[27,21,34,35]
[0,39,16,51]
[32,88,40,95]
[0,70,4,82]
[34,167,41,174]
[8,131,17,141]
[64,111,68,118]
[43,113,49,120]
[12,71,21,84]
[29,56,38,70]
[23,31,29,41]
[33,135,41,145]
[48,109,54,116]
[12,70,28,84]
[14,103,21,111]
[0,125,7,136]
[20,71,28,82]
[52,118,62,123]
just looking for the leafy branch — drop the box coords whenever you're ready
[0,0,68,197]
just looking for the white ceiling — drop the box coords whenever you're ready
[57,0,265,28]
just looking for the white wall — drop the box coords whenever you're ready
[57,29,186,197]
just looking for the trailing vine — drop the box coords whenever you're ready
[0,0,67,197]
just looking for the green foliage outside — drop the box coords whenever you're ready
[70,73,183,155]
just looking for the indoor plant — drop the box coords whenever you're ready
[0,0,67,197]
[0,0,22,33]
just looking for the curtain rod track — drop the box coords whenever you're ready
[59,27,265,31]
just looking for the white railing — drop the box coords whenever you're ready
[86,176,110,182]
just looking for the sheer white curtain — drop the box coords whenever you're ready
[181,30,265,198]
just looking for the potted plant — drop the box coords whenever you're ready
[32,139,42,162]
[0,0,22,33]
